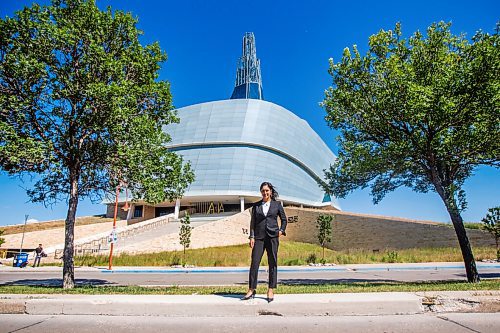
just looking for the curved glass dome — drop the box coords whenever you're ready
[164,99,339,209]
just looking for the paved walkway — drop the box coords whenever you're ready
[1,262,499,316]
[1,290,499,316]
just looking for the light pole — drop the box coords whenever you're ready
[108,186,120,270]
[19,214,28,253]
[108,182,129,270]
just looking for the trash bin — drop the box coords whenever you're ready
[13,252,29,268]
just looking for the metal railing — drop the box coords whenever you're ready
[53,215,172,258]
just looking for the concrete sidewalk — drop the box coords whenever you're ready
[1,262,499,317]
[1,291,499,316]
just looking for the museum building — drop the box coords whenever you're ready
[107,33,339,222]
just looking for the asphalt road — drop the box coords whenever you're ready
[1,266,499,287]
[3,313,500,333]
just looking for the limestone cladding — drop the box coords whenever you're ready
[2,220,128,250]
[119,207,495,253]
[115,210,251,254]
[283,207,496,250]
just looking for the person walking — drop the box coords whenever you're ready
[33,244,46,267]
[242,182,287,302]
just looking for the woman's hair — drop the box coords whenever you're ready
[260,182,279,201]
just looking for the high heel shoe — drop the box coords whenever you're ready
[267,293,274,303]
[241,290,256,300]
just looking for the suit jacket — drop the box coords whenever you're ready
[249,200,287,239]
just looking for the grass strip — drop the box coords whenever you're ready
[65,242,498,267]
[1,280,499,295]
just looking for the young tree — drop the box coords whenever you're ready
[322,22,499,282]
[179,212,192,264]
[316,214,333,261]
[0,0,194,288]
[0,229,5,248]
[481,207,500,261]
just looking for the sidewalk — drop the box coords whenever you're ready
[1,262,499,316]
[1,291,499,316]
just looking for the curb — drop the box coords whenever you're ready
[2,291,499,316]
[1,292,423,316]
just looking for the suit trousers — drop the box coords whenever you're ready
[249,236,279,289]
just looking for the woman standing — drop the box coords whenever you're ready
[242,182,287,302]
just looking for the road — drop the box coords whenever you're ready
[2,313,500,333]
[1,264,499,287]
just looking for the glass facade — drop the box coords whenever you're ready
[164,99,340,209]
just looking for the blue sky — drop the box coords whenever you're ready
[0,0,499,226]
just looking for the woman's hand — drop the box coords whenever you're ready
[249,238,255,248]
[278,230,283,237]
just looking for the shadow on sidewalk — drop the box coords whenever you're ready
[1,278,114,287]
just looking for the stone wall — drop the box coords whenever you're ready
[1,220,128,251]
[116,210,250,254]
[284,207,495,250]
[105,204,128,220]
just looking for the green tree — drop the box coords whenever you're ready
[322,22,499,282]
[0,229,5,248]
[481,207,500,260]
[316,214,333,261]
[179,212,193,264]
[0,0,194,288]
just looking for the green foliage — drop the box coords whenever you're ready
[316,214,333,260]
[179,212,193,258]
[481,206,500,260]
[0,0,194,288]
[3,280,500,295]
[306,253,317,264]
[323,21,499,207]
[282,258,304,266]
[382,251,399,263]
[0,229,5,247]
[0,0,194,204]
[463,222,482,230]
[322,21,500,282]
[70,243,497,267]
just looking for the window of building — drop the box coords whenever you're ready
[134,205,143,218]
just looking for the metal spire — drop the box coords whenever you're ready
[230,32,264,100]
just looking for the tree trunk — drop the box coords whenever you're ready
[437,188,480,283]
[63,175,79,289]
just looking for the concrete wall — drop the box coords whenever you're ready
[284,207,495,250]
[108,204,156,225]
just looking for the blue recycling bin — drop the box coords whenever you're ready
[13,252,29,268]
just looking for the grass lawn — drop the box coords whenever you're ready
[68,241,498,267]
[1,280,499,295]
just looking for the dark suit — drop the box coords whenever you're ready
[249,200,287,289]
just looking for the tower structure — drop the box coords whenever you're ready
[230,32,264,100]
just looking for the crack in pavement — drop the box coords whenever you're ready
[7,315,54,333]
[437,315,482,333]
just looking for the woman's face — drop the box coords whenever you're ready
[260,185,271,201]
